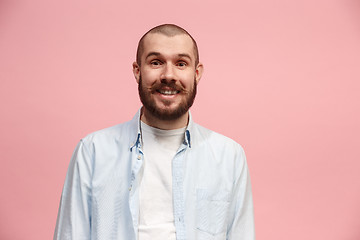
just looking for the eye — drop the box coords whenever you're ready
[176,61,187,67]
[150,60,162,66]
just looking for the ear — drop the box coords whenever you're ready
[195,62,204,84]
[133,62,140,84]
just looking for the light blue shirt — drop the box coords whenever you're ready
[54,110,255,240]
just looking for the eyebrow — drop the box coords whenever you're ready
[178,53,192,60]
[145,52,161,60]
[145,52,192,61]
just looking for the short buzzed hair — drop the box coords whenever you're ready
[136,24,199,66]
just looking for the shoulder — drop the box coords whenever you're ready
[190,123,248,182]
[80,119,135,150]
[192,123,244,152]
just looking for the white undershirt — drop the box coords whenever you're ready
[138,121,185,240]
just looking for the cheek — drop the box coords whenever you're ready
[139,72,156,85]
[141,68,160,79]
[181,73,196,87]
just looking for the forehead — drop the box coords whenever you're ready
[141,33,195,60]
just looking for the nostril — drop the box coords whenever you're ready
[161,78,168,84]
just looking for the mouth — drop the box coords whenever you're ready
[156,89,180,95]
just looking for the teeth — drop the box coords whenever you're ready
[159,90,178,95]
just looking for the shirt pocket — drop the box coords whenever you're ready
[196,189,231,236]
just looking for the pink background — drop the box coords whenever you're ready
[1,0,360,239]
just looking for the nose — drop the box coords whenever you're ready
[160,64,176,83]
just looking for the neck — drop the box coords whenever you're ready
[140,108,189,130]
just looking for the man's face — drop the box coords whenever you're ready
[133,33,203,121]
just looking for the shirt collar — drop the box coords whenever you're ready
[129,109,142,151]
[184,111,193,148]
[129,108,194,150]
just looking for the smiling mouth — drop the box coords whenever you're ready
[157,89,180,95]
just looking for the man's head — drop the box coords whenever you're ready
[136,24,199,67]
[133,24,203,125]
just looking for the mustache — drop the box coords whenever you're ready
[150,82,187,93]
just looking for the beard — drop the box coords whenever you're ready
[138,76,197,121]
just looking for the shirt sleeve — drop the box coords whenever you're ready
[227,147,255,240]
[54,140,93,240]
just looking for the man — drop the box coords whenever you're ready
[54,24,255,240]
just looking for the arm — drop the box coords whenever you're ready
[227,148,255,240]
[54,140,93,240]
